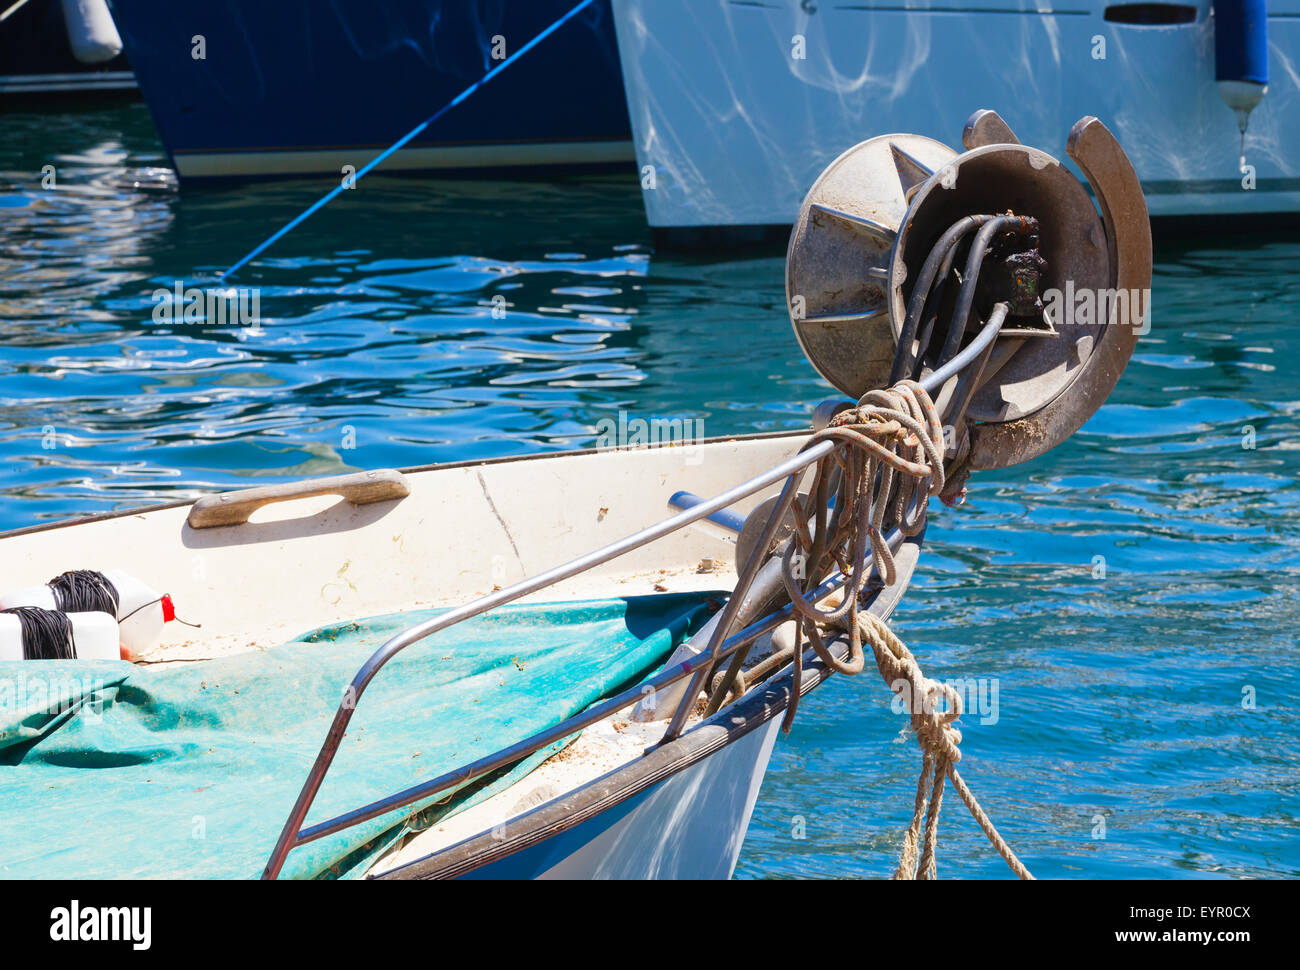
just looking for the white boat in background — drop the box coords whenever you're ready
[610,0,1298,243]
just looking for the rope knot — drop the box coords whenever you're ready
[755,379,1032,879]
[907,676,963,764]
[857,605,1032,880]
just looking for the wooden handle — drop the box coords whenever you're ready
[186,469,411,529]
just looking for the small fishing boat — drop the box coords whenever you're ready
[610,0,1296,244]
[105,0,632,182]
[0,109,1151,879]
[0,0,135,98]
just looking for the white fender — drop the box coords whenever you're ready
[102,568,171,658]
[0,568,175,659]
[0,610,121,662]
[60,0,123,65]
[0,584,57,611]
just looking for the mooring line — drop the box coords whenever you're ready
[219,0,595,282]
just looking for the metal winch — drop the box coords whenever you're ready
[786,109,1152,471]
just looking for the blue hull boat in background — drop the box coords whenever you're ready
[107,0,632,181]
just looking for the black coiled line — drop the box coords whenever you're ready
[46,569,121,616]
[5,570,121,660]
[3,607,78,660]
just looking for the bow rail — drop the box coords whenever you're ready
[260,307,1007,880]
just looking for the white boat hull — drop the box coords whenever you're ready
[0,435,836,879]
[404,717,786,880]
[532,720,782,880]
[610,0,1300,231]
[0,436,803,662]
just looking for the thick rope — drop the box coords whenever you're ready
[856,609,1034,880]
[768,379,1032,880]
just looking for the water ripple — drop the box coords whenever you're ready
[2,103,1298,878]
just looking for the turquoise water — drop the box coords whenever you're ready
[2,103,1297,878]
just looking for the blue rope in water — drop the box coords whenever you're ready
[219,0,595,282]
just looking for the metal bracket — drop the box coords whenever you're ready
[967,116,1153,469]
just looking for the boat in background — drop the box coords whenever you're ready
[107,0,632,182]
[0,0,135,98]
[610,0,1299,245]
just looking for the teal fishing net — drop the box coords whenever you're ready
[0,592,716,879]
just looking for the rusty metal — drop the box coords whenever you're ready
[966,116,1153,469]
[788,108,1150,470]
[977,225,1049,323]
[962,109,1021,150]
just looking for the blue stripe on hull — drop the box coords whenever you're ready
[426,716,785,880]
[109,0,631,180]
[457,787,651,880]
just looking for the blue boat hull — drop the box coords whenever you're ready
[108,0,633,181]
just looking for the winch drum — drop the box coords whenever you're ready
[786,110,1152,470]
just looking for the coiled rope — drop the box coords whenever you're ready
[771,379,1033,880]
[3,607,78,660]
[40,570,197,631]
[47,569,120,616]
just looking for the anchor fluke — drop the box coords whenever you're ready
[889,142,937,199]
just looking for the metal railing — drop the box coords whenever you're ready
[260,310,1008,879]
